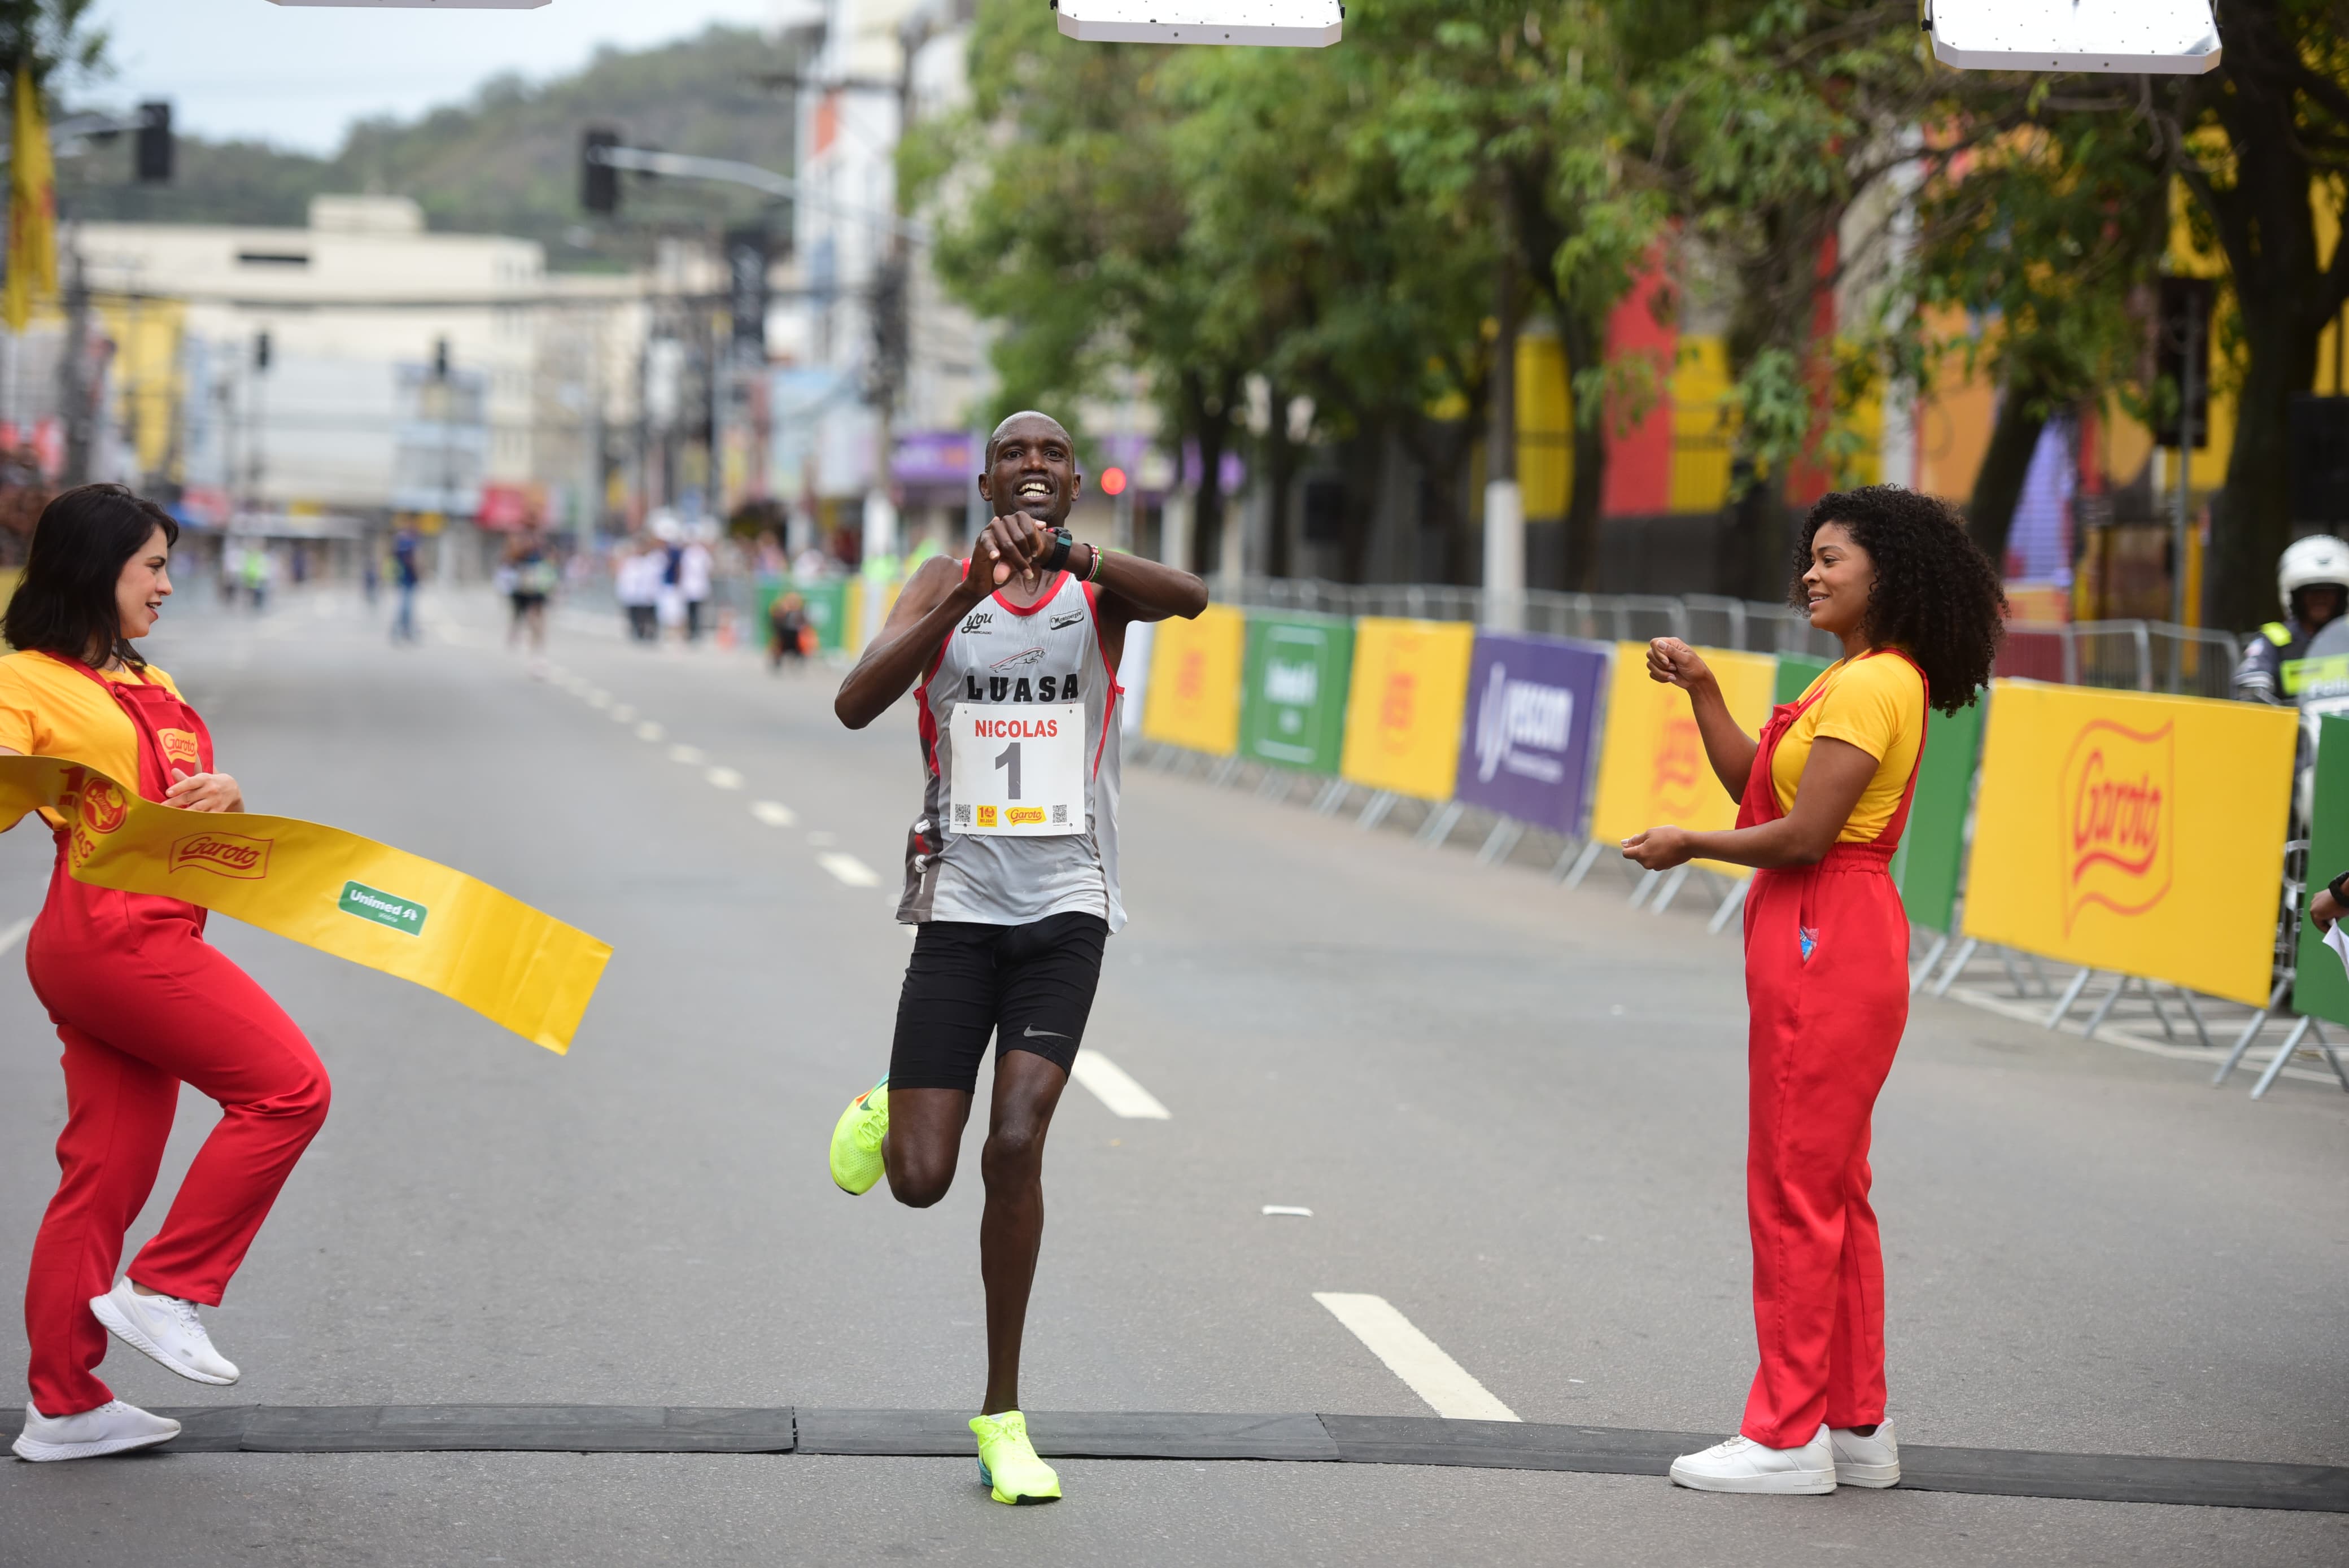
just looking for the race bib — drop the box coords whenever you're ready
[950,702,1084,836]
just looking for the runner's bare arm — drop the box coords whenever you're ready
[1647,638,1758,801]
[1080,544,1208,631]
[1621,738,1876,872]
[834,557,988,730]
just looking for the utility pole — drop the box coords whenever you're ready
[2172,286,2200,627]
[59,232,90,485]
[1483,201,1525,631]
[862,11,935,586]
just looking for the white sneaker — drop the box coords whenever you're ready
[89,1279,240,1386]
[1669,1423,1837,1494]
[1831,1419,1900,1487]
[11,1399,181,1461]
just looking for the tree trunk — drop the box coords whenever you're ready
[2209,314,2312,628]
[1557,305,1608,592]
[1264,376,1295,581]
[1964,382,2049,576]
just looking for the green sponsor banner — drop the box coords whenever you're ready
[2294,715,2349,1027]
[1890,691,1986,936]
[794,578,848,652]
[339,880,427,937]
[1239,612,1355,773]
[1774,652,1834,706]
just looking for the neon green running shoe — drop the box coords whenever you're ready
[828,1078,889,1195]
[970,1410,1060,1505]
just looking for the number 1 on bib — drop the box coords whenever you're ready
[951,702,1084,836]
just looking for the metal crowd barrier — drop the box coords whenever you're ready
[1219,577,2244,697]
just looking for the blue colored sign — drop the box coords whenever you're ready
[1450,632,1612,835]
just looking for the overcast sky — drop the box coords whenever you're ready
[82,1,806,155]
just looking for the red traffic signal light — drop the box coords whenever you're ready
[1099,466,1129,497]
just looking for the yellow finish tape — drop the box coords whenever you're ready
[0,755,610,1053]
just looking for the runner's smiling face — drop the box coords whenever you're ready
[116,525,172,642]
[978,417,1081,529]
[1802,522,1874,641]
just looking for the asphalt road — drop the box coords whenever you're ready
[1,588,2343,1566]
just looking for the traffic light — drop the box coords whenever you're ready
[582,128,621,216]
[2154,276,2213,450]
[433,338,451,379]
[253,331,270,373]
[134,102,172,184]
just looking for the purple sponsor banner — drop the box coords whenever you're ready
[1451,632,1612,835]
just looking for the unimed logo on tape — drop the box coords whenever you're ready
[339,880,427,937]
[2060,719,2174,932]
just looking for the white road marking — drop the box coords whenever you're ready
[0,916,30,956]
[668,744,707,765]
[611,705,636,722]
[815,851,881,887]
[636,722,665,742]
[1262,1206,1313,1217]
[705,767,744,790]
[1069,1053,1171,1120]
[1312,1293,1520,1422]
[587,689,610,708]
[750,800,797,827]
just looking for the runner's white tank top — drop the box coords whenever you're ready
[900,570,1125,932]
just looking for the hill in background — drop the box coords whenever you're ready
[55,24,805,269]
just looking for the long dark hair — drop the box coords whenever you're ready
[1791,486,2006,716]
[2,484,180,670]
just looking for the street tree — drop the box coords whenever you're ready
[2163,0,2349,628]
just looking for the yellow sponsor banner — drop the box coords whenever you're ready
[0,756,611,1052]
[1962,680,2294,1007]
[1586,643,1777,873]
[1142,602,1245,755]
[1337,617,1476,801]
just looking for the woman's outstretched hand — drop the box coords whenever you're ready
[1621,824,1694,871]
[1647,637,1713,692]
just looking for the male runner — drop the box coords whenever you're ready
[828,410,1207,1505]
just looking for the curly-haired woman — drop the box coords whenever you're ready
[1623,486,2004,1495]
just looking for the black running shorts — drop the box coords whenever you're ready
[888,911,1108,1093]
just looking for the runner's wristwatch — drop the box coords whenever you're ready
[1040,527,1075,575]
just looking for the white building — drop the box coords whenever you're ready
[77,195,554,522]
[782,0,989,558]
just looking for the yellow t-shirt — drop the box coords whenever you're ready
[0,650,186,830]
[1769,650,1926,843]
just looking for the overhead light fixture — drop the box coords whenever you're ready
[1054,1,1343,49]
[1925,0,2221,75]
[265,2,551,9]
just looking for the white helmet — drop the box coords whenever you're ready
[2281,535,2349,615]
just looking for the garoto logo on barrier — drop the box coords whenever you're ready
[1451,632,1610,836]
[1964,680,2292,1007]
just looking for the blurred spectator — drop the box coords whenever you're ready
[617,538,662,643]
[391,526,421,644]
[769,591,810,672]
[680,534,714,643]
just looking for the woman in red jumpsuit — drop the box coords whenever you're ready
[1623,487,2003,1495]
[3,486,329,1462]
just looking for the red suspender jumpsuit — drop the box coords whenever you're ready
[20,657,329,1417]
[1734,651,1926,1448]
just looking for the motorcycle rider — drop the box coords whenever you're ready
[2234,535,2349,704]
